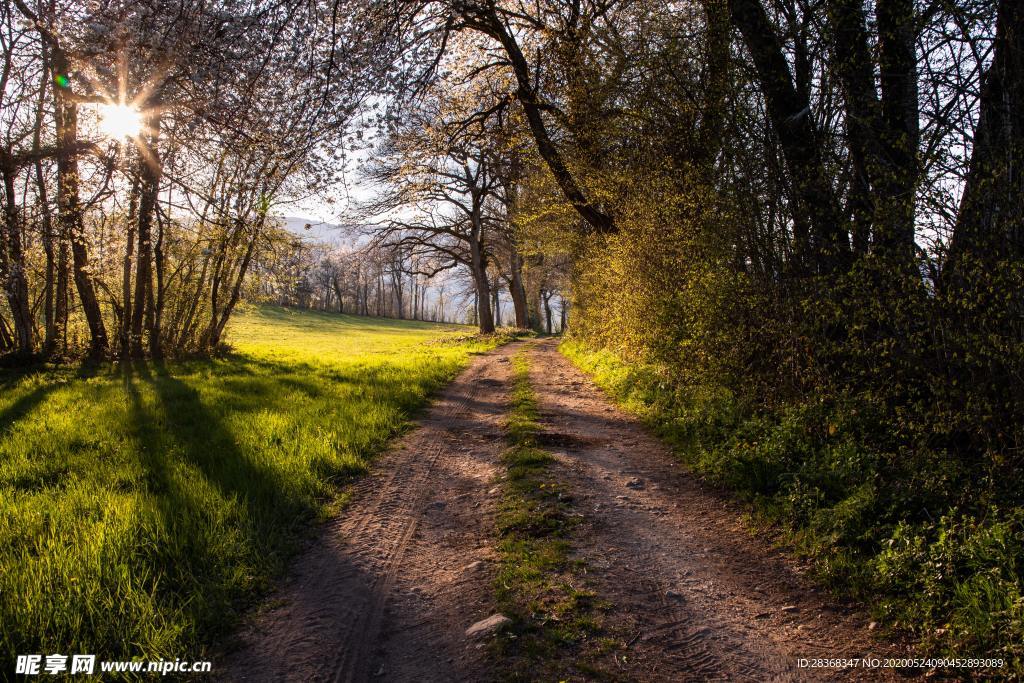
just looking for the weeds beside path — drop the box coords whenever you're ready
[522,338,908,681]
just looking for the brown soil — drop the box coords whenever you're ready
[224,338,912,682]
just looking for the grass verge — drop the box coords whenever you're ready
[492,351,611,680]
[0,305,501,670]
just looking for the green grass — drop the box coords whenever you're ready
[493,352,610,681]
[0,305,499,669]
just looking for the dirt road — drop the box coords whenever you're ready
[225,339,904,682]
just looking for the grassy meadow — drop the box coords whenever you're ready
[0,305,497,665]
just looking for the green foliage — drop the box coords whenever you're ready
[0,305,491,665]
[875,511,1024,663]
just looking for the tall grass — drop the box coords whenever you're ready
[0,305,495,666]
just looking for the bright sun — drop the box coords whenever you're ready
[97,103,144,139]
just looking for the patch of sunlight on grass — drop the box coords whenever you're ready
[0,305,494,664]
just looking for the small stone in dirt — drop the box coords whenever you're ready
[488,487,501,495]
[626,477,645,490]
[462,560,484,573]
[465,614,511,638]
[868,621,878,631]
[781,605,800,614]
[615,495,628,500]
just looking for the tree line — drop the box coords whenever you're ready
[263,224,569,332]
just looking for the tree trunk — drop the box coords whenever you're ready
[33,52,57,357]
[509,250,529,329]
[210,226,259,346]
[947,0,1024,275]
[469,217,494,333]
[491,278,501,328]
[828,0,919,266]
[150,200,166,358]
[120,173,140,356]
[1,166,33,356]
[130,115,161,357]
[542,290,553,335]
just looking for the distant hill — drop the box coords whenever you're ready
[273,216,352,246]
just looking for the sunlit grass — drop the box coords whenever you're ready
[0,305,494,665]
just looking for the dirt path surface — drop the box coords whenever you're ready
[225,342,520,682]
[526,338,905,681]
[226,338,906,682]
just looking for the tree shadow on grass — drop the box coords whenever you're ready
[120,360,322,641]
[0,383,56,435]
[0,363,107,434]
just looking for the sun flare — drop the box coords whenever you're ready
[97,103,143,139]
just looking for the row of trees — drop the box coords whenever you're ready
[0,0,382,360]
[262,229,569,332]
[337,0,1022,660]
[355,0,1018,446]
[353,84,572,334]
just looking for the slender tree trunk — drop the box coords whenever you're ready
[121,173,140,356]
[54,213,68,353]
[130,115,161,357]
[150,203,166,358]
[0,312,14,351]
[542,290,553,335]
[491,278,501,327]
[1,167,33,355]
[210,225,260,345]
[728,0,850,273]
[37,156,57,355]
[33,49,57,356]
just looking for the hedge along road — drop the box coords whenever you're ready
[225,338,908,682]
